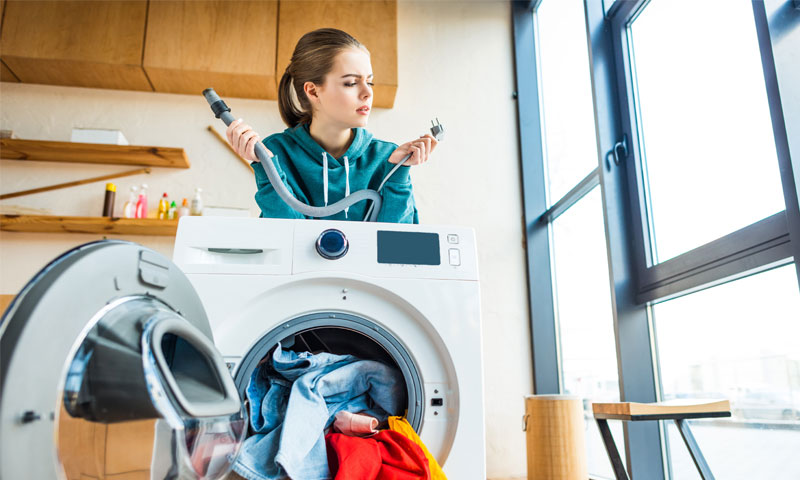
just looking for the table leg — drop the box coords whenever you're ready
[596,418,629,480]
[675,418,715,480]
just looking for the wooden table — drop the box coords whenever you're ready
[592,399,731,480]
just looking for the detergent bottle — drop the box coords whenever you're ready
[157,193,169,219]
[178,198,190,218]
[122,185,138,218]
[135,184,149,219]
[190,188,203,216]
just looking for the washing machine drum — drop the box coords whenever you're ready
[0,240,246,480]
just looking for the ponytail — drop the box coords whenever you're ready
[277,28,369,128]
[278,70,310,128]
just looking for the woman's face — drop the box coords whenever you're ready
[312,48,374,129]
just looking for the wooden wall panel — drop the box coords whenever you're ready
[277,0,398,108]
[0,1,151,91]
[143,1,278,99]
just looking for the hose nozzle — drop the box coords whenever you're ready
[203,88,232,122]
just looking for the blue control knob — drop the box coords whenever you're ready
[316,229,349,260]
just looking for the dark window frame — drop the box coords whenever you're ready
[513,0,800,477]
[610,0,799,304]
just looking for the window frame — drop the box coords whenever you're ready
[513,0,665,476]
[512,0,800,478]
[611,0,800,303]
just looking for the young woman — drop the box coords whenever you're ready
[226,28,437,223]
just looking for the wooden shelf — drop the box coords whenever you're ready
[0,139,190,168]
[0,215,179,236]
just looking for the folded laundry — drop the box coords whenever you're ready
[334,411,380,436]
[326,430,431,480]
[388,416,447,480]
[233,344,406,480]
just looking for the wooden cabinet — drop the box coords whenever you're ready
[0,61,18,82]
[0,1,152,91]
[0,0,19,82]
[0,0,398,107]
[277,0,398,108]
[143,0,279,100]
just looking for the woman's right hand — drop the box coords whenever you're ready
[226,118,271,163]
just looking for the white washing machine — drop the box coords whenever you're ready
[173,216,486,478]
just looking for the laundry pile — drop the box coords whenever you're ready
[232,343,446,480]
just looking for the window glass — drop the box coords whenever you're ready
[552,187,622,478]
[630,0,784,263]
[655,264,800,479]
[537,0,599,205]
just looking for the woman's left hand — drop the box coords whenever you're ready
[388,134,438,165]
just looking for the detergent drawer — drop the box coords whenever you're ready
[173,216,294,275]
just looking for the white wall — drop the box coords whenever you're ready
[0,1,531,477]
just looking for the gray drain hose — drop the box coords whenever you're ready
[203,88,382,222]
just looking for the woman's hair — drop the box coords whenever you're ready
[278,28,369,128]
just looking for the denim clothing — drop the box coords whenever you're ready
[233,344,406,480]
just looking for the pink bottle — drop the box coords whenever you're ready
[135,183,149,219]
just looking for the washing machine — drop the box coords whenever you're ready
[0,216,485,479]
[172,216,486,478]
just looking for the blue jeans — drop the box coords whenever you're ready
[233,344,406,480]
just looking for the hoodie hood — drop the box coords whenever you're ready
[285,124,374,166]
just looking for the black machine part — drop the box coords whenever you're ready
[63,296,240,423]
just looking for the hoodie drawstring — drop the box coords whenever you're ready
[343,156,350,219]
[322,152,329,206]
[321,152,351,218]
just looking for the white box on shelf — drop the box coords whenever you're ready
[70,128,129,145]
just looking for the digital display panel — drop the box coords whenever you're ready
[377,231,440,265]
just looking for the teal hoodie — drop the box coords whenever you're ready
[252,124,419,223]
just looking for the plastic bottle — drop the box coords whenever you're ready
[167,201,177,220]
[135,183,149,219]
[122,185,138,218]
[190,187,203,216]
[178,198,190,218]
[157,193,169,219]
[102,183,116,217]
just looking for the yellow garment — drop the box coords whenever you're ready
[387,416,447,480]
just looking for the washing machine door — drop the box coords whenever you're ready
[0,240,247,480]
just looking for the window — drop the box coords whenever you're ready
[628,0,784,263]
[513,0,800,477]
[655,264,800,479]
[534,1,622,476]
[551,188,622,479]
[537,0,598,205]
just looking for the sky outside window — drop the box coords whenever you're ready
[630,0,785,263]
[537,0,599,206]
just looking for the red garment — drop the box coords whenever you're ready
[326,430,431,480]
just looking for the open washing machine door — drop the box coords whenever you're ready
[0,240,247,480]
